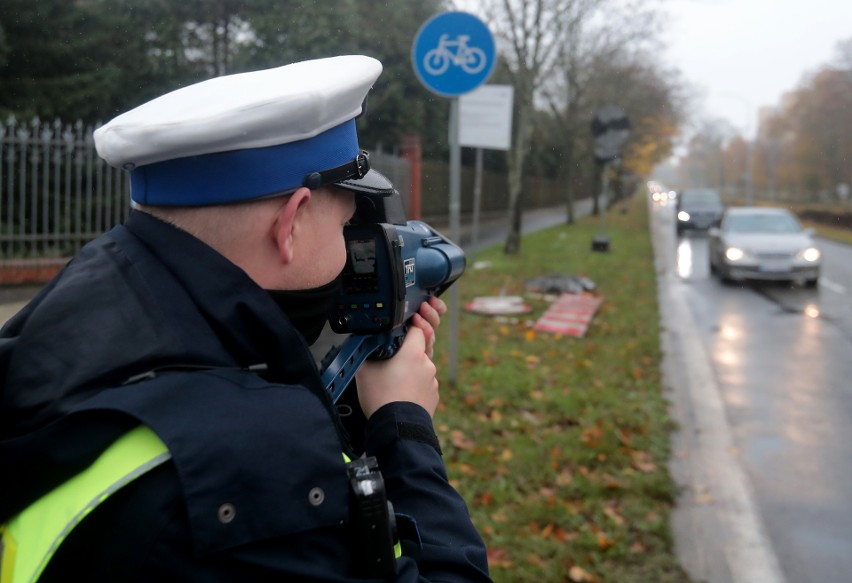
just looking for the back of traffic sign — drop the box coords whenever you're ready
[412,11,495,97]
[592,105,630,164]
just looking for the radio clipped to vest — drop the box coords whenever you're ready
[347,456,399,578]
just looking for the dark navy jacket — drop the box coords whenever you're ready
[0,210,490,582]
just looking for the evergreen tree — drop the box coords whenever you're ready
[0,0,451,153]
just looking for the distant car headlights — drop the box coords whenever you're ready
[677,211,690,222]
[797,247,821,262]
[725,247,746,262]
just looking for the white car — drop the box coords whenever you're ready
[708,207,821,287]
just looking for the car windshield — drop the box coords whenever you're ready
[724,213,802,234]
[682,191,721,206]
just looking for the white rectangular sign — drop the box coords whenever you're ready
[459,85,514,151]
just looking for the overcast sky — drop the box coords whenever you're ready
[660,0,852,139]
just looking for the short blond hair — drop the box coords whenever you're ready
[135,195,288,256]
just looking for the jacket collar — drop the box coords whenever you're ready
[122,210,324,389]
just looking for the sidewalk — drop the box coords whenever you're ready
[0,284,43,324]
[0,299,30,326]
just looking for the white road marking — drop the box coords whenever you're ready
[818,278,846,294]
[651,198,786,583]
[665,278,787,583]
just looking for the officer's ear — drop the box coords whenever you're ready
[272,187,311,265]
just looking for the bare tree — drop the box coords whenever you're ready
[833,37,852,69]
[474,0,605,253]
[471,0,676,250]
[542,1,683,220]
[678,118,737,191]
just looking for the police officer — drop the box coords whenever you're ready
[0,56,491,582]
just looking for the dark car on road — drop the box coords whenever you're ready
[676,188,725,236]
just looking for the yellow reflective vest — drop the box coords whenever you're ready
[0,426,171,583]
[0,428,399,583]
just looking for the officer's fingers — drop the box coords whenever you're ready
[408,314,434,357]
[403,319,426,344]
[428,295,448,316]
[419,299,442,330]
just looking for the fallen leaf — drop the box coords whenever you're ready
[555,467,573,486]
[693,484,716,505]
[597,531,616,551]
[554,527,577,541]
[491,511,508,522]
[538,486,556,499]
[604,474,622,489]
[568,565,595,582]
[580,422,604,447]
[603,506,625,525]
[477,491,494,506]
[486,547,512,568]
[631,450,657,473]
[451,430,475,450]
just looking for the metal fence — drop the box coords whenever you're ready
[1,116,131,259]
[0,116,411,261]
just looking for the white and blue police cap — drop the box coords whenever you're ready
[93,55,395,206]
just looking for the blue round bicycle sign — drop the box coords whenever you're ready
[412,11,495,97]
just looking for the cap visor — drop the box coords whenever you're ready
[336,168,395,196]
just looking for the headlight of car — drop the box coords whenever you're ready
[677,211,690,222]
[725,247,746,261]
[796,247,821,262]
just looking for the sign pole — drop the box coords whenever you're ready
[591,105,630,253]
[448,97,461,385]
[472,148,483,253]
[598,162,609,234]
[411,10,496,387]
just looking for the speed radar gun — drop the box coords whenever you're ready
[321,193,465,403]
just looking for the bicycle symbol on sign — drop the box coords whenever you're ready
[423,34,487,75]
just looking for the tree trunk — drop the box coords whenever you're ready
[504,96,532,254]
[562,140,576,224]
[591,162,602,215]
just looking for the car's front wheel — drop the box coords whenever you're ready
[716,263,734,284]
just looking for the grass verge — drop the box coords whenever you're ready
[433,194,694,583]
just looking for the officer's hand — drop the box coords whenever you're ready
[355,299,445,418]
[417,296,447,359]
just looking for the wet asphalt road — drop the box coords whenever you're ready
[656,199,852,583]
